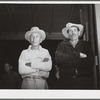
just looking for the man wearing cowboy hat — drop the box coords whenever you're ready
[18,27,52,89]
[55,22,94,89]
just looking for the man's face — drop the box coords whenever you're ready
[4,63,11,72]
[30,33,42,46]
[68,26,80,40]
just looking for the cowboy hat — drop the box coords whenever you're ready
[25,27,46,42]
[62,22,84,39]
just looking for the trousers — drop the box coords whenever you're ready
[21,76,48,89]
[58,76,94,89]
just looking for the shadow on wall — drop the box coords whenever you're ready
[0,39,62,89]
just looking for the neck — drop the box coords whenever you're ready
[70,39,79,43]
[69,39,79,48]
[31,45,40,50]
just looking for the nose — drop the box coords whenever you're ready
[71,31,74,35]
[72,30,76,35]
[32,36,36,40]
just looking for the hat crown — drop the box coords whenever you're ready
[66,22,76,29]
[66,22,72,27]
[31,27,40,32]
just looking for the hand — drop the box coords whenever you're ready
[38,71,49,78]
[55,70,60,80]
[43,58,49,62]
[31,69,39,74]
[35,69,39,72]
[55,65,60,79]
[80,52,87,58]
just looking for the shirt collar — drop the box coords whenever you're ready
[28,45,42,51]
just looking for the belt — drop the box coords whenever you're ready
[24,76,46,80]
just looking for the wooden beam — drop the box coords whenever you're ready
[0,32,64,40]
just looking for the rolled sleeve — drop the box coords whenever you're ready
[18,50,36,75]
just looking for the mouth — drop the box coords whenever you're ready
[71,35,76,37]
[32,42,37,43]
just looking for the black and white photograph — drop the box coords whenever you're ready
[0,2,100,99]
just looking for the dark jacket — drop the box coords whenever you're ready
[1,71,22,89]
[55,39,94,78]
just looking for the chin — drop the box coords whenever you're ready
[33,44,39,46]
[72,37,78,40]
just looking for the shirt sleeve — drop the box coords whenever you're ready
[18,50,37,75]
[31,50,52,72]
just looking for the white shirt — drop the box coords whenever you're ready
[18,45,52,78]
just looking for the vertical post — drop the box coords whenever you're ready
[94,4,100,88]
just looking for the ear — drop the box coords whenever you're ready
[29,36,31,43]
[40,39,43,43]
[78,32,80,37]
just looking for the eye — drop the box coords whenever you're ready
[31,37,34,40]
[74,29,77,31]
[69,29,72,32]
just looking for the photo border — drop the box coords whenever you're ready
[0,1,100,99]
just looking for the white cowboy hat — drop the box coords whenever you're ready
[62,22,84,39]
[25,27,46,42]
